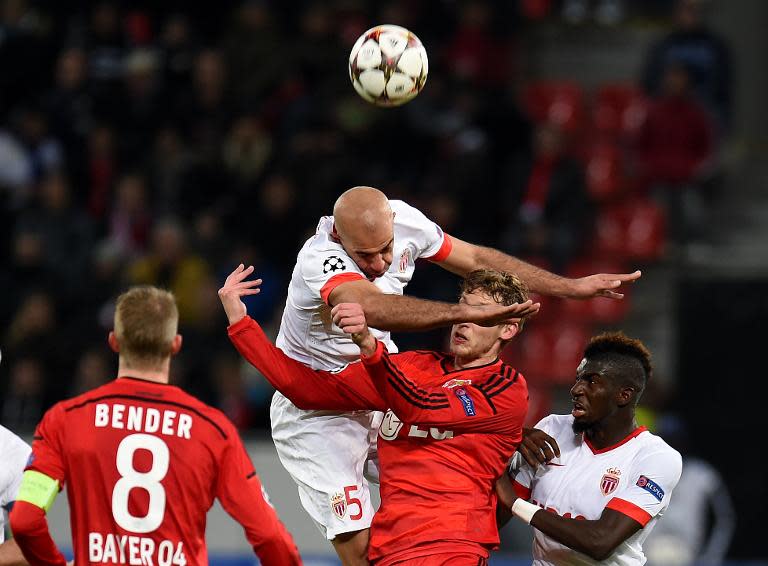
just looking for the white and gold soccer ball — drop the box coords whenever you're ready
[348,24,428,107]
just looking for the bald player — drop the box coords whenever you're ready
[268,187,640,565]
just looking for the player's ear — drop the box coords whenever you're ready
[171,334,183,356]
[108,331,120,353]
[331,223,341,241]
[500,322,519,342]
[616,385,635,408]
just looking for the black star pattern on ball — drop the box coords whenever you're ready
[323,256,346,274]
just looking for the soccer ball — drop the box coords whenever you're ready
[348,25,428,107]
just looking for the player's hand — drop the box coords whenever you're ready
[519,427,560,469]
[332,303,377,356]
[218,264,262,325]
[462,300,540,327]
[565,270,642,300]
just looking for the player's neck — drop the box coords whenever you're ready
[117,359,171,384]
[584,415,638,450]
[453,351,498,370]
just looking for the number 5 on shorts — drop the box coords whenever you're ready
[344,485,363,520]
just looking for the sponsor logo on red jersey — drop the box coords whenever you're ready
[442,378,472,389]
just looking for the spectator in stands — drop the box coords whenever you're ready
[501,122,592,272]
[128,217,212,325]
[635,62,713,245]
[106,172,152,258]
[0,357,46,433]
[642,0,732,132]
[68,348,113,396]
[84,124,118,221]
[15,172,93,288]
[44,47,92,169]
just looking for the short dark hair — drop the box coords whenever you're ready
[584,332,652,399]
[460,269,530,329]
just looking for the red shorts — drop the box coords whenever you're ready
[384,553,488,566]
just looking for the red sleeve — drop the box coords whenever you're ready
[216,431,301,565]
[362,341,527,438]
[27,405,67,484]
[9,501,67,566]
[228,316,386,411]
[425,233,453,263]
[606,498,652,527]
[320,272,365,305]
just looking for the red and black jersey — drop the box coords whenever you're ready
[229,316,528,565]
[16,377,300,566]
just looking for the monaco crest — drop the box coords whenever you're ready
[399,249,411,273]
[600,467,621,496]
[330,492,347,519]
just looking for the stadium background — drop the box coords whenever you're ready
[1,0,767,563]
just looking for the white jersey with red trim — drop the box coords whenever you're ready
[512,414,682,566]
[0,424,32,542]
[275,199,450,371]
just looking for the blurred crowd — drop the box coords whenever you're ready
[0,0,731,435]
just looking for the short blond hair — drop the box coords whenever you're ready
[460,269,530,330]
[114,286,178,367]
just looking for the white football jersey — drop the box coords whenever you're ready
[276,199,450,370]
[512,414,682,566]
[0,424,32,542]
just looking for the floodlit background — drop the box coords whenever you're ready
[1,0,766,563]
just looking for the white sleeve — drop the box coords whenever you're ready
[0,435,31,509]
[299,244,366,305]
[608,447,683,525]
[390,200,449,260]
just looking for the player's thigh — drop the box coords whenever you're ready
[270,393,378,537]
[331,528,370,566]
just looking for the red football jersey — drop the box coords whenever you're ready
[229,316,528,565]
[25,377,300,566]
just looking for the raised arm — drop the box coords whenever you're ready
[227,316,385,412]
[436,235,641,300]
[329,278,539,331]
[219,265,385,411]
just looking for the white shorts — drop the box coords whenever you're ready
[270,391,383,540]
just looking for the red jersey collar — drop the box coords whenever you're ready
[584,426,647,454]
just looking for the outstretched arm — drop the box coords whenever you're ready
[220,265,385,412]
[437,236,641,300]
[329,278,539,332]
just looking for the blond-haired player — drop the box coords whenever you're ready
[11,286,301,566]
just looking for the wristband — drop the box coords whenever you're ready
[512,498,540,524]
